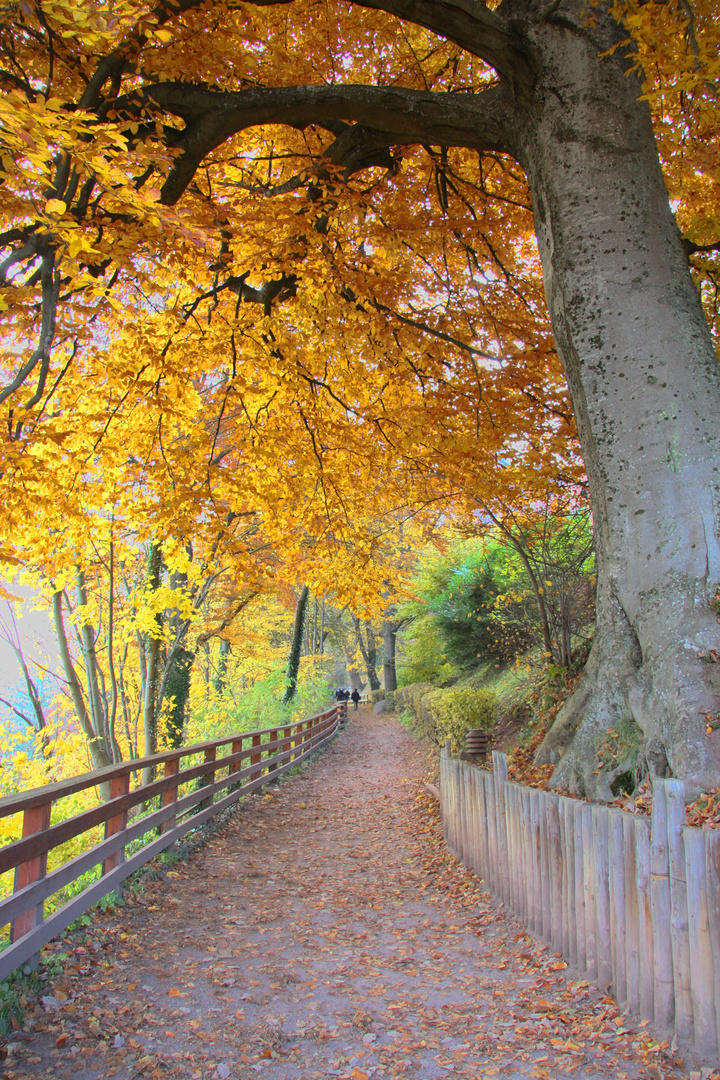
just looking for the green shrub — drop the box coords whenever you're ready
[425,686,496,753]
[370,689,385,705]
[385,690,396,711]
[396,681,496,752]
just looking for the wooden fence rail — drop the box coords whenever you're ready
[440,746,720,1058]
[0,703,347,982]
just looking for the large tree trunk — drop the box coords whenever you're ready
[513,4,720,799]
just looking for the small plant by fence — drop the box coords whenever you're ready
[441,746,720,1058]
[0,703,346,982]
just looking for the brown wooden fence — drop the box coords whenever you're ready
[441,746,720,1058]
[0,703,346,982]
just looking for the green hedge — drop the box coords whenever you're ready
[395,682,496,753]
[370,689,385,705]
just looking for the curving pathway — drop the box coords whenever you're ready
[2,710,694,1080]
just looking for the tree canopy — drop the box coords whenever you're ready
[1,0,719,797]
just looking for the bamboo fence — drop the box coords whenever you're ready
[440,745,720,1057]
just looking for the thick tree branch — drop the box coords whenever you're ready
[115,82,516,204]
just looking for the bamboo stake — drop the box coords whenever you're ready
[666,779,693,1043]
[650,779,675,1032]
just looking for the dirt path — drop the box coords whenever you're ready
[3,711,694,1080]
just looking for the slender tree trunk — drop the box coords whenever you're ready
[75,570,111,762]
[142,542,163,784]
[513,4,720,797]
[52,591,112,785]
[214,638,230,694]
[320,597,325,655]
[382,621,398,694]
[106,539,122,762]
[283,586,309,703]
[164,646,194,748]
[355,616,381,691]
[342,646,364,693]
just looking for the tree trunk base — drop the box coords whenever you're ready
[536,584,720,801]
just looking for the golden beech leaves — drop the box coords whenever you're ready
[0,0,716,604]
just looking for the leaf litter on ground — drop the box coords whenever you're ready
[2,707,718,1080]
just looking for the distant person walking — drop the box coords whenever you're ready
[351,688,360,711]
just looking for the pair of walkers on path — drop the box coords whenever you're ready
[334,686,361,710]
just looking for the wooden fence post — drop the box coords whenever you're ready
[161,759,180,833]
[251,733,262,781]
[562,799,576,968]
[608,809,627,1004]
[592,805,612,989]
[229,738,243,787]
[539,792,551,943]
[684,827,718,1056]
[593,809,609,977]
[199,747,216,809]
[635,816,655,1022]
[559,798,569,958]
[665,779,693,1042]
[492,752,508,905]
[572,799,587,974]
[486,766,497,893]
[623,811,640,1013]
[529,788,541,939]
[706,830,720,1055]
[548,795,563,952]
[582,803,598,980]
[526,786,537,937]
[11,799,52,948]
[103,773,130,896]
[469,768,483,880]
[508,784,519,915]
[440,741,448,840]
[650,779,675,1032]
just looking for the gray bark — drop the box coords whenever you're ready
[142,543,163,784]
[52,591,112,790]
[506,4,720,799]
[383,621,398,695]
[355,617,381,691]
